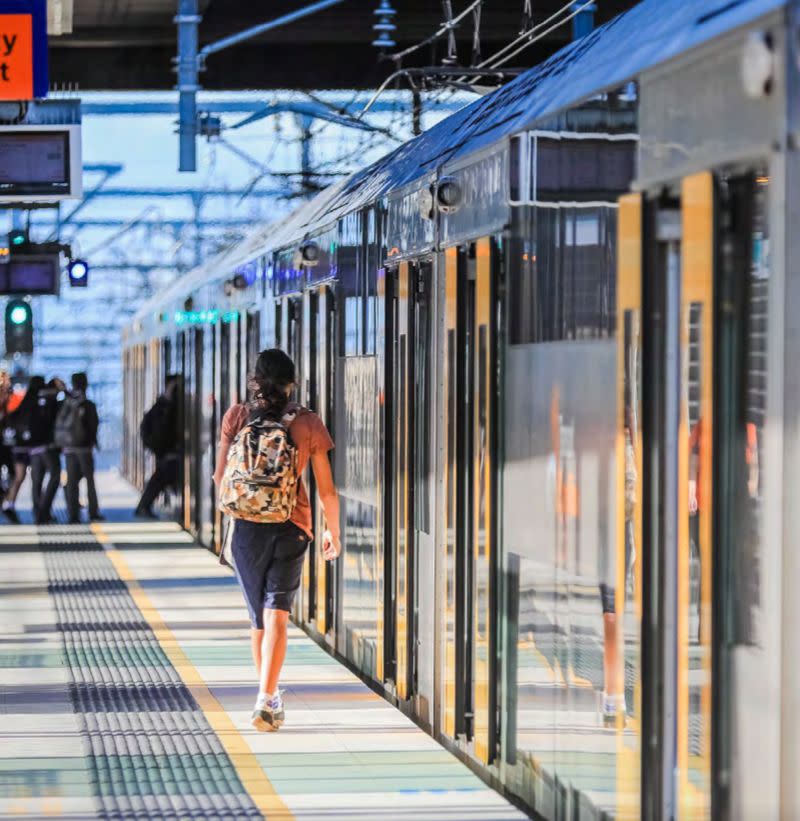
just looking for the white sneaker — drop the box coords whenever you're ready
[603,692,627,726]
[251,690,285,732]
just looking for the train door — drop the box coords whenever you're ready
[440,238,498,764]
[384,259,433,702]
[214,320,231,554]
[278,294,304,619]
[246,310,260,370]
[300,289,319,629]
[300,284,336,637]
[189,327,204,537]
[177,330,190,529]
[278,295,303,369]
[632,168,771,821]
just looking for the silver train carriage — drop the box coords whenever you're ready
[122,0,800,817]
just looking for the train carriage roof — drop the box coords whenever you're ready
[132,0,784,325]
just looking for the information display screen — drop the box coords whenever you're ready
[0,132,70,195]
[0,255,60,295]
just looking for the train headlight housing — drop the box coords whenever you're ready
[299,240,320,267]
[436,177,463,214]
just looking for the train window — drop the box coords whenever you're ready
[508,204,616,344]
[339,209,381,357]
[413,262,432,533]
[339,247,361,357]
[365,209,380,355]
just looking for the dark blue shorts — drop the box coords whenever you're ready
[231,519,309,625]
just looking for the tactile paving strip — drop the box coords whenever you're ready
[43,539,261,819]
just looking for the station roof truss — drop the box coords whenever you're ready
[51,1,638,91]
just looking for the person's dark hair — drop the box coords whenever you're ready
[16,375,45,417]
[249,349,295,419]
[72,372,88,392]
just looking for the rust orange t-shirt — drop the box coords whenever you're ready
[220,403,334,538]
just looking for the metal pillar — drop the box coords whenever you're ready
[412,88,422,137]
[571,1,596,40]
[299,114,313,195]
[176,0,201,173]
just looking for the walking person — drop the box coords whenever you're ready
[55,372,103,524]
[1,375,45,523]
[29,377,66,525]
[0,371,15,502]
[213,348,341,732]
[134,374,182,519]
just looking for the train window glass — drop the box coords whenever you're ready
[725,173,769,647]
[413,263,431,533]
[365,210,379,356]
[535,138,636,200]
[508,205,616,344]
[339,261,361,357]
[339,213,362,357]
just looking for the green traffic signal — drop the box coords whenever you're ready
[9,305,28,324]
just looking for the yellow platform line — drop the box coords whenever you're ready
[91,524,293,821]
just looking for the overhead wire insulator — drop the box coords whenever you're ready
[372,1,397,51]
[471,3,482,66]
[521,0,533,34]
[441,0,458,66]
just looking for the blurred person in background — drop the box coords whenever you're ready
[135,374,182,519]
[55,372,103,524]
[29,377,66,525]
[0,371,15,503]
[2,375,45,523]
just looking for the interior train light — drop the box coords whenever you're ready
[436,177,463,214]
[741,31,774,98]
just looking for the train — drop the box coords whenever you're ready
[122,0,800,818]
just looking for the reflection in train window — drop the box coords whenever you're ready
[339,240,361,357]
[508,205,617,344]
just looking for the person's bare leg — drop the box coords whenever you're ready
[259,608,289,696]
[5,462,26,504]
[250,627,264,679]
[603,613,620,696]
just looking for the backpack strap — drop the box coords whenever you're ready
[281,402,302,426]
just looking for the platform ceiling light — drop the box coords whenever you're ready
[372,0,397,51]
[67,259,89,287]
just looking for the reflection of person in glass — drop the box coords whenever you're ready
[688,417,704,644]
[599,412,636,725]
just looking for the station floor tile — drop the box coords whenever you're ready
[0,471,528,820]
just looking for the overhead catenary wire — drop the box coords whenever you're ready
[385,0,484,63]
[362,0,598,121]
[477,0,598,70]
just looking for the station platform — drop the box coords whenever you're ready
[0,472,526,820]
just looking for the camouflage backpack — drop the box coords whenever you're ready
[218,406,300,523]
